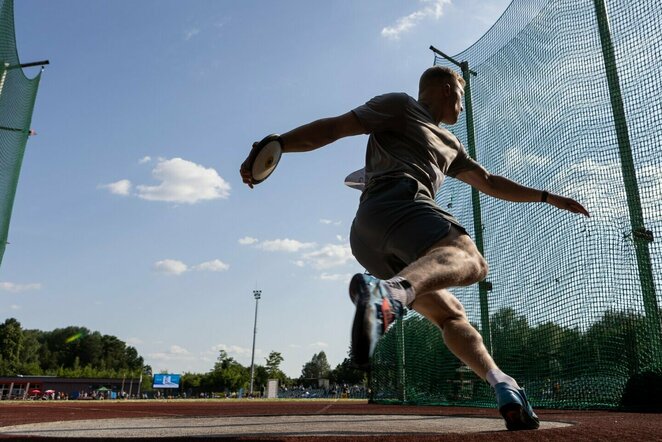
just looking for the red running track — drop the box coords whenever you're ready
[0,400,660,441]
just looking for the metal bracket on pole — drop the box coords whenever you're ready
[429,46,477,76]
[633,228,654,243]
[479,281,493,291]
[6,60,50,70]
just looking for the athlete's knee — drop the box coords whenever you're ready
[460,254,488,285]
[475,255,489,281]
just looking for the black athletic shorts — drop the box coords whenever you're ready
[350,176,467,279]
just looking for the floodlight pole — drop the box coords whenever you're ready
[249,289,261,396]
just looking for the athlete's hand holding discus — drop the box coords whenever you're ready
[240,134,284,188]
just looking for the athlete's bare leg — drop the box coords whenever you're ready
[398,226,488,295]
[410,289,496,379]
[349,225,538,429]
[395,226,494,379]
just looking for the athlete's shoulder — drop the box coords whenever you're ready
[365,92,411,105]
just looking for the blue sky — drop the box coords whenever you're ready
[2,0,511,378]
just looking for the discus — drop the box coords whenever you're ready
[250,134,283,184]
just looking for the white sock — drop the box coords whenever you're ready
[384,276,416,307]
[486,368,520,389]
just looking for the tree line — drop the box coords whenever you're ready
[178,349,366,396]
[371,306,662,406]
[0,318,145,378]
[0,318,366,395]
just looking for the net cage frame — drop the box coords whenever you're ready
[0,0,44,267]
[369,0,662,410]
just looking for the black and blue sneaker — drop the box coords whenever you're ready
[494,382,540,431]
[349,273,404,369]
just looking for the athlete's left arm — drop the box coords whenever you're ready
[455,164,590,217]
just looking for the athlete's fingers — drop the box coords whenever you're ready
[239,165,254,189]
[567,199,589,217]
[569,199,590,217]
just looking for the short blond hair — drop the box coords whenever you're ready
[419,66,465,94]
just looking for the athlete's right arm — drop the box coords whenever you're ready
[279,111,366,153]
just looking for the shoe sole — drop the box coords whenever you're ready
[350,274,375,370]
[499,402,540,431]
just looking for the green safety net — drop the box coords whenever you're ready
[370,0,661,410]
[0,0,42,267]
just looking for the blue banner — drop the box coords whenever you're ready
[152,374,181,389]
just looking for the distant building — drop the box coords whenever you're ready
[0,376,144,399]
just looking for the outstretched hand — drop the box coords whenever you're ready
[239,141,260,189]
[547,193,590,217]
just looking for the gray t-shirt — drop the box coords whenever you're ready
[351,92,478,196]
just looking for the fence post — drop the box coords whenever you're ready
[593,0,662,362]
[396,318,407,402]
[460,61,493,354]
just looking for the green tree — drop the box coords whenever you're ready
[522,322,566,379]
[264,351,288,385]
[490,308,530,380]
[253,365,269,393]
[330,356,366,385]
[301,351,331,380]
[585,310,649,375]
[101,335,128,370]
[181,372,203,393]
[207,350,250,392]
[265,351,284,376]
[17,329,42,374]
[78,331,102,367]
[0,318,24,374]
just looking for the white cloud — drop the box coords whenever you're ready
[309,342,329,348]
[204,344,264,366]
[138,156,152,164]
[98,179,132,196]
[302,243,355,269]
[212,344,252,356]
[319,273,353,282]
[155,258,230,275]
[136,158,231,204]
[184,28,200,41]
[504,148,552,171]
[170,345,189,355]
[320,219,342,226]
[241,236,356,269]
[193,259,229,272]
[258,238,316,253]
[554,159,662,222]
[125,337,143,346]
[148,344,195,361]
[0,282,42,293]
[153,259,188,275]
[10,304,20,310]
[238,236,259,245]
[381,0,451,40]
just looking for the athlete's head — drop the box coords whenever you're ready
[418,66,465,125]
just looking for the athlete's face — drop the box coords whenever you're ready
[440,80,465,125]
